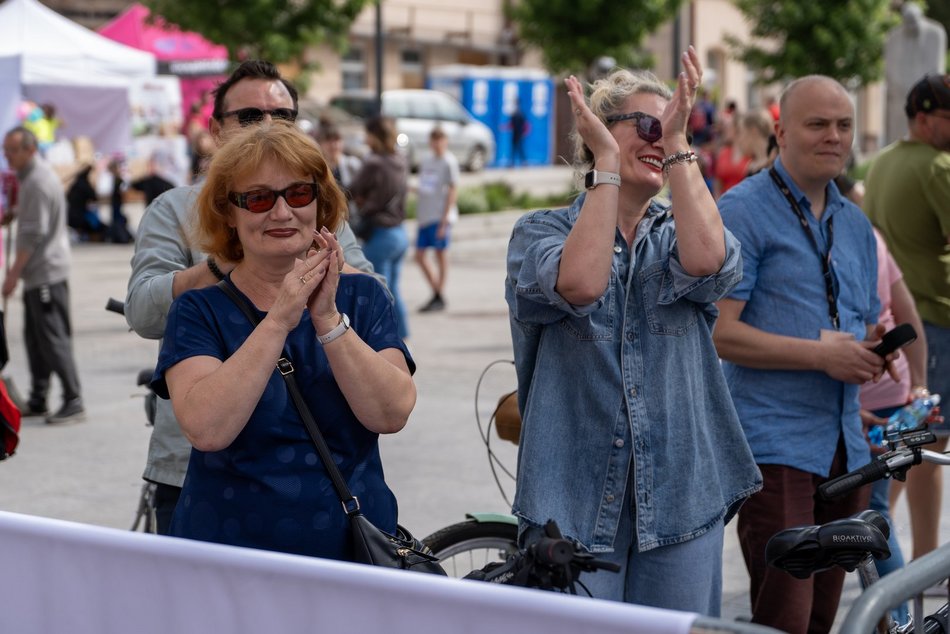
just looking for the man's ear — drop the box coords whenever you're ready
[209,116,222,145]
[774,121,786,150]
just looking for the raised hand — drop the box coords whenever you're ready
[659,46,702,153]
[308,227,343,332]
[267,245,331,333]
[564,74,619,165]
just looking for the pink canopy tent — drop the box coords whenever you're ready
[98,3,228,126]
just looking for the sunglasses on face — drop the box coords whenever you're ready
[218,107,298,126]
[228,182,319,213]
[604,111,663,143]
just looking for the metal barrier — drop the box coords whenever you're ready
[839,541,950,634]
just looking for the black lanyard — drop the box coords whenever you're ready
[769,167,839,330]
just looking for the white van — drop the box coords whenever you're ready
[330,89,496,172]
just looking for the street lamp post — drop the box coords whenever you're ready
[375,0,383,117]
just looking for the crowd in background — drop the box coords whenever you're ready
[685,90,784,200]
[2,51,949,634]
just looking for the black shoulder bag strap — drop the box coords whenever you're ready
[215,280,363,516]
[768,167,840,330]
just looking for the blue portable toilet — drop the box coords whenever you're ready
[428,65,554,168]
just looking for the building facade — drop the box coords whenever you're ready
[39,0,887,155]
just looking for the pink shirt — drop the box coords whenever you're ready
[860,229,911,411]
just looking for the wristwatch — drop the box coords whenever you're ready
[317,313,350,345]
[584,169,621,190]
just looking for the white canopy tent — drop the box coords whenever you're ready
[0,0,157,156]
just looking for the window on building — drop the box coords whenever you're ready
[341,48,366,91]
[401,49,424,89]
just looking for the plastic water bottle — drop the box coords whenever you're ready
[869,394,941,446]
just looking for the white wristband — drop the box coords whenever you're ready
[317,313,350,345]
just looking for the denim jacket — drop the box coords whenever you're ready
[505,194,762,552]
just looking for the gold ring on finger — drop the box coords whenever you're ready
[574,108,581,115]
[299,276,307,285]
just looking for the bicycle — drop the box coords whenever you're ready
[767,422,950,633]
[105,297,158,533]
[422,360,521,577]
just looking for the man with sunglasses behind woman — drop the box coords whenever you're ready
[126,60,376,536]
[150,121,415,559]
[505,48,760,614]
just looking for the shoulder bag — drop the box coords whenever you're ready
[216,280,446,575]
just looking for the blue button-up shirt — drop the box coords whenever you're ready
[718,158,879,476]
[506,194,761,553]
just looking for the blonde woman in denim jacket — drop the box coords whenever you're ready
[505,48,761,615]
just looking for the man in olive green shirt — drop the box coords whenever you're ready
[864,73,950,561]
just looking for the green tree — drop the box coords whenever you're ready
[144,0,370,65]
[924,1,950,38]
[510,0,684,76]
[729,0,898,86]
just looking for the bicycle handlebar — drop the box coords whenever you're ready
[819,459,892,499]
[531,536,621,574]
[105,298,125,316]
[819,448,950,500]
[464,520,619,591]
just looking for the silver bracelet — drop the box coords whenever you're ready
[662,150,699,174]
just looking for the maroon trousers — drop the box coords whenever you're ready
[738,440,870,634]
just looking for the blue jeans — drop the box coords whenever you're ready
[865,405,910,626]
[579,474,724,616]
[363,225,409,339]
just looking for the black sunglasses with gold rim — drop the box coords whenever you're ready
[217,107,298,126]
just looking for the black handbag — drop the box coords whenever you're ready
[217,281,446,575]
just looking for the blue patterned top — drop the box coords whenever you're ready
[153,273,413,560]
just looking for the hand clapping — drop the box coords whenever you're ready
[269,227,339,333]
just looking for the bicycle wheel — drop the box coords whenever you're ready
[424,519,519,578]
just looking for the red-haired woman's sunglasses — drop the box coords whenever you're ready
[228,182,318,213]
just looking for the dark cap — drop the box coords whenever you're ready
[905,74,950,118]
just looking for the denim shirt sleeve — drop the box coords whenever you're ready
[506,209,604,324]
[666,227,742,305]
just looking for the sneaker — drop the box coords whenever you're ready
[46,399,86,425]
[419,295,446,313]
[20,401,49,417]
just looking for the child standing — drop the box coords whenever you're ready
[414,127,459,312]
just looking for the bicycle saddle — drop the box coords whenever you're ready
[766,510,891,579]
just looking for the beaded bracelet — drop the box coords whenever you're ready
[206,256,226,281]
[662,150,699,174]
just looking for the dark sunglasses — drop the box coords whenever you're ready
[228,182,319,213]
[218,107,298,126]
[604,111,663,143]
